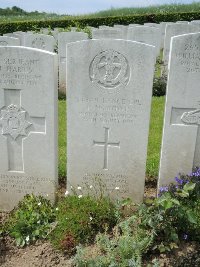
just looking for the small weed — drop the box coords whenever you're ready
[5,194,55,247]
[49,195,117,254]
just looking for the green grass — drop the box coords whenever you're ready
[58,100,66,180]
[146,96,165,180]
[0,2,199,22]
[86,2,200,18]
[58,96,165,182]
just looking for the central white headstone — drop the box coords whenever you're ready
[67,39,155,202]
[0,47,58,211]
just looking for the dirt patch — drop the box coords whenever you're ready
[144,242,200,267]
[0,236,73,267]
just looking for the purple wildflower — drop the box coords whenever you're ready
[183,234,188,240]
[175,177,184,185]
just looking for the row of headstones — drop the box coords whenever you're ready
[2,20,200,94]
[0,31,200,211]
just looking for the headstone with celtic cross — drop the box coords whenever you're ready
[67,39,155,202]
[158,32,200,188]
[58,32,88,95]
[0,47,58,211]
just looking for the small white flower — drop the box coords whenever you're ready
[65,190,69,196]
[89,185,93,189]
[89,216,93,221]
[78,195,83,198]
[38,202,41,206]
[70,186,73,189]
[77,186,82,190]
[55,207,59,211]
[26,236,30,242]
[46,194,49,197]
[115,187,120,190]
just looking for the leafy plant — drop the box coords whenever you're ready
[74,168,200,265]
[5,194,55,247]
[49,194,117,254]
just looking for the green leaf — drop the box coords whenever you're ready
[183,182,196,192]
[186,210,197,224]
[177,191,189,198]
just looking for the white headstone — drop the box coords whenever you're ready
[159,22,174,49]
[163,23,199,66]
[176,21,189,24]
[127,25,161,56]
[0,36,20,46]
[12,32,27,45]
[159,33,200,188]
[92,28,123,39]
[24,33,56,52]
[67,39,155,202]
[58,32,88,94]
[191,20,200,25]
[113,25,128,39]
[0,47,58,211]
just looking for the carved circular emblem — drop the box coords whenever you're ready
[0,41,8,46]
[90,49,130,89]
[0,104,32,140]
[32,38,46,49]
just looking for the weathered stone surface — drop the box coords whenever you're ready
[0,36,20,46]
[67,39,155,202]
[113,25,128,39]
[24,33,56,52]
[127,25,161,56]
[58,32,88,94]
[92,28,123,39]
[159,33,200,188]
[163,23,199,66]
[0,47,58,211]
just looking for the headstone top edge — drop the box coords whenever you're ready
[0,46,57,56]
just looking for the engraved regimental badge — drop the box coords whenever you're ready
[90,49,130,90]
[181,109,200,125]
[0,41,8,46]
[0,104,32,140]
[32,38,46,49]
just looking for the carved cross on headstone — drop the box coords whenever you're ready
[93,127,120,170]
[171,107,200,167]
[0,88,46,172]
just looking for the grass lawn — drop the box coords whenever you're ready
[58,96,165,183]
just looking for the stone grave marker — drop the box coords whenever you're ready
[191,20,200,25]
[163,23,199,67]
[92,28,123,39]
[159,22,174,49]
[159,32,200,188]
[0,47,58,211]
[24,33,56,52]
[0,36,20,46]
[176,21,189,24]
[113,25,128,39]
[58,32,88,94]
[67,39,155,202]
[127,25,161,56]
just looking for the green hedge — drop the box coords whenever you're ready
[1,11,200,34]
